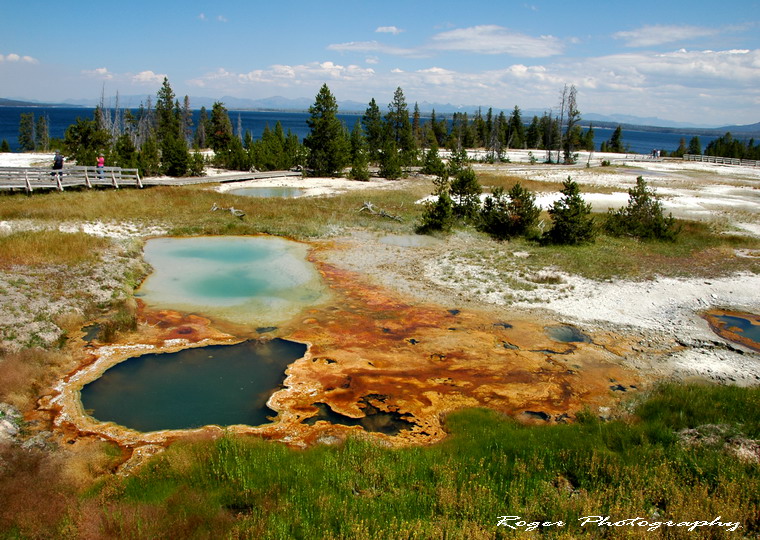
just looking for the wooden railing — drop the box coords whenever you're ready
[0,166,142,192]
[683,154,760,168]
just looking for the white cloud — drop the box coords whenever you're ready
[132,70,166,85]
[82,67,113,79]
[376,26,402,35]
[430,25,563,57]
[413,67,459,86]
[365,56,379,65]
[614,25,720,47]
[328,41,419,57]
[217,15,228,23]
[585,48,760,88]
[189,62,376,89]
[0,53,38,64]
[198,13,206,21]
[329,25,562,59]
[184,47,759,123]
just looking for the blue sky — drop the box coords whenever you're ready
[1,0,759,125]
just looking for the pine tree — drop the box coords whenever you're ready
[417,176,454,234]
[421,141,446,177]
[605,176,679,241]
[0,140,10,153]
[583,123,595,151]
[362,98,384,162]
[385,87,416,164]
[526,116,540,149]
[138,135,161,176]
[161,130,189,176]
[155,77,179,144]
[412,102,423,148]
[348,120,370,181]
[181,96,193,145]
[507,106,525,149]
[605,125,625,153]
[505,183,540,236]
[63,117,109,166]
[450,166,482,221]
[18,113,35,152]
[472,107,486,147]
[544,177,595,245]
[34,114,49,151]
[284,130,304,170]
[670,137,687,158]
[479,183,540,240]
[304,84,349,177]
[379,139,402,179]
[154,78,189,176]
[194,106,208,149]
[431,109,448,147]
[111,133,138,169]
[208,101,234,152]
[687,136,702,156]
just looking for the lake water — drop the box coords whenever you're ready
[0,106,358,151]
[0,106,722,155]
[135,236,327,328]
[80,338,307,431]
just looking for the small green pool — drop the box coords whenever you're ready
[136,236,327,327]
[228,186,305,198]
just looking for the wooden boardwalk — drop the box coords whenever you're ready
[683,154,760,168]
[142,170,302,186]
[0,167,302,193]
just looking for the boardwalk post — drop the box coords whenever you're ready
[111,170,119,189]
[84,168,92,189]
[55,172,63,191]
[24,171,32,193]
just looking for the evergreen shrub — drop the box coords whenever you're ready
[604,176,680,241]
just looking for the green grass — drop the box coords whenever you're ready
[2,181,756,279]
[77,383,758,539]
[479,218,760,281]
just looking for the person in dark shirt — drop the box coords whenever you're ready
[52,151,64,181]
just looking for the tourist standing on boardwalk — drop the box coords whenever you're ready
[52,151,63,181]
[97,153,105,179]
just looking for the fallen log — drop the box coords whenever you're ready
[211,202,246,219]
[358,201,402,221]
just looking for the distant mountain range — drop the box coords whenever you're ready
[2,96,758,135]
[0,97,76,107]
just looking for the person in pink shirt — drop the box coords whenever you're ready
[97,153,105,179]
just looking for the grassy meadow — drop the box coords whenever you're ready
[0,177,759,538]
[0,178,757,280]
[1,384,757,538]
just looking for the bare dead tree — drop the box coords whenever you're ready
[556,84,568,164]
[563,85,580,164]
